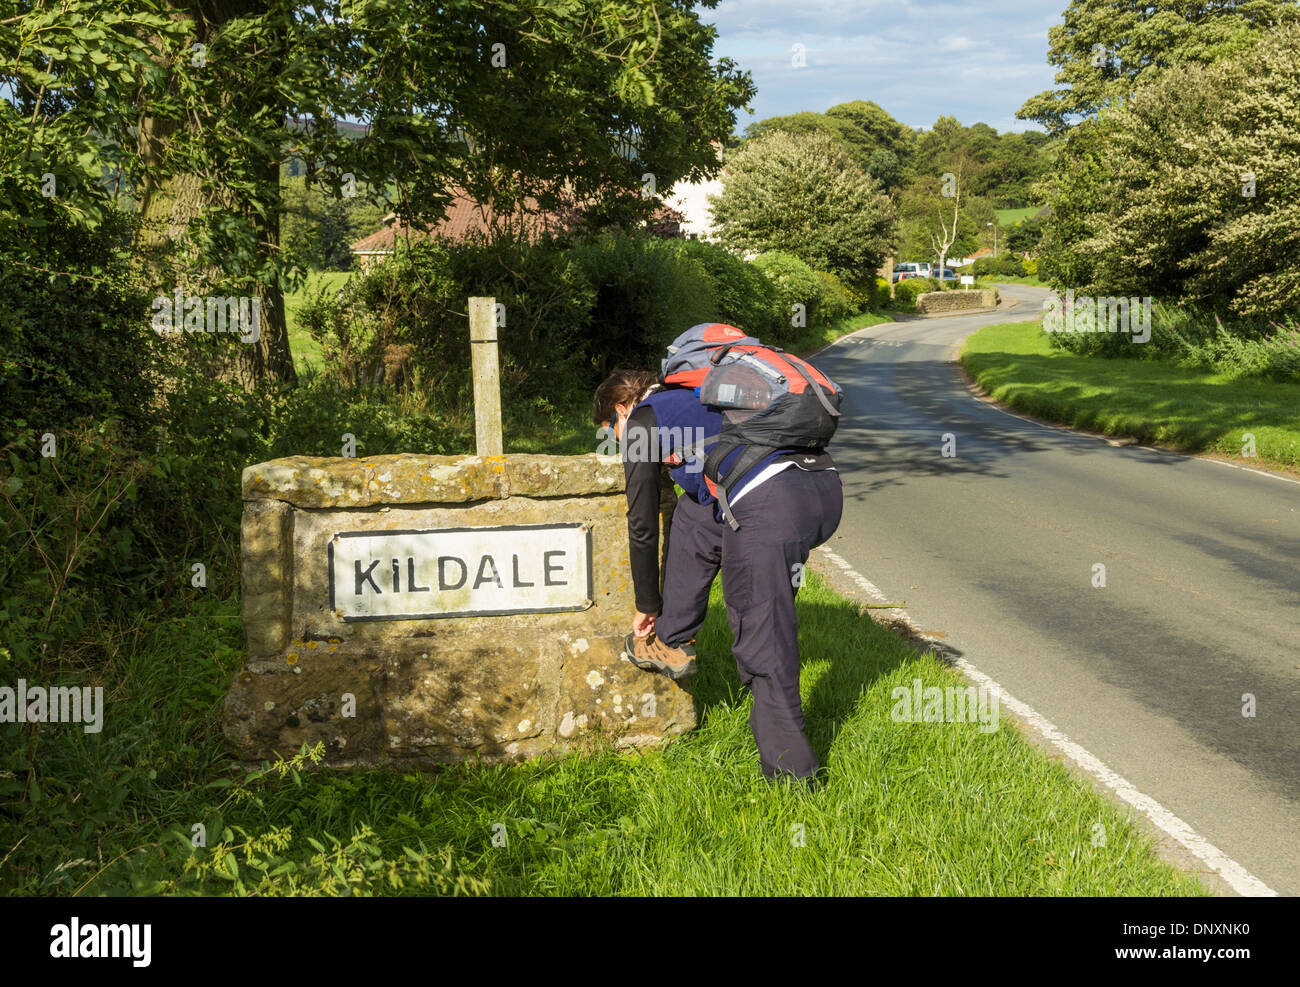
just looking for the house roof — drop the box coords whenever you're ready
[350,187,684,253]
[349,189,563,252]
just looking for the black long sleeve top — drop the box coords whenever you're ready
[623,403,670,614]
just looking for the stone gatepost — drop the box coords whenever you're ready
[223,453,694,766]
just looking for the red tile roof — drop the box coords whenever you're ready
[350,188,683,253]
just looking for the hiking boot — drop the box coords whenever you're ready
[621,633,697,681]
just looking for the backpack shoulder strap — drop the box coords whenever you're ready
[703,440,775,531]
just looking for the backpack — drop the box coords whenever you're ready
[660,323,843,529]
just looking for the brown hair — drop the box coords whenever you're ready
[592,368,659,426]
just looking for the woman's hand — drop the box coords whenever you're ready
[632,611,657,638]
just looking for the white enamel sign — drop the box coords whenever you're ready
[328,523,593,621]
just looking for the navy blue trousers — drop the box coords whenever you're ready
[657,467,843,784]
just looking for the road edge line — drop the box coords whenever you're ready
[811,546,1279,898]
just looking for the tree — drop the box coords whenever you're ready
[1004,216,1046,255]
[741,101,915,191]
[709,129,897,284]
[895,163,992,266]
[3,0,755,386]
[825,100,915,189]
[1017,0,1300,134]
[1034,23,1300,317]
[927,164,969,286]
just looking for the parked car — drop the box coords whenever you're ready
[934,268,959,283]
[892,262,932,283]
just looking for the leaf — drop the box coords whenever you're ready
[217,853,239,880]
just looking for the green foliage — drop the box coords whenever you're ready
[1047,300,1300,382]
[743,101,915,191]
[676,238,780,338]
[1016,0,1298,133]
[752,251,825,343]
[0,206,157,435]
[963,319,1300,470]
[0,421,149,671]
[711,130,897,284]
[2,0,756,386]
[894,164,996,266]
[906,116,1054,209]
[892,277,936,308]
[814,270,858,324]
[0,0,186,235]
[130,745,491,896]
[300,235,595,404]
[568,232,714,374]
[1036,25,1300,319]
[280,171,387,272]
[972,254,1028,278]
[1004,217,1045,254]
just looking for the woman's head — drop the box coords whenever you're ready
[593,368,659,438]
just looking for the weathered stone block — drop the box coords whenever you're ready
[916,289,997,314]
[226,453,696,767]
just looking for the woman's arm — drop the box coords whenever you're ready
[623,404,664,618]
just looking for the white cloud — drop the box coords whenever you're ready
[703,0,1065,133]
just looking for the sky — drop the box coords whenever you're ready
[704,0,1068,136]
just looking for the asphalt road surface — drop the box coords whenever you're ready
[815,283,1300,895]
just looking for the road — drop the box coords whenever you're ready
[814,283,1300,895]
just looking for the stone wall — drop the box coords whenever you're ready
[916,289,997,314]
[224,453,694,767]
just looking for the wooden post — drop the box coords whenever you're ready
[469,296,503,456]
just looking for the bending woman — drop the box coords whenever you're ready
[593,349,843,788]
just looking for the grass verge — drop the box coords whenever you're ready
[285,270,351,371]
[961,320,1300,471]
[977,275,1047,288]
[2,571,1205,896]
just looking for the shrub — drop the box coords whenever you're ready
[893,277,936,308]
[752,251,824,343]
[1,207,158,437]
[1041,300,1300,378]
[815,270,859,324]
[842,277,888,313]
[676,239,780,339]
[301,235,596,405]
[567,232,715,374]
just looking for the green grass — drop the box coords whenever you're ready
[976,274,1047,287]
[962,320,1300,471]
[286,270,351,370]
[2,570,1205,896]
[995,207,1042,226]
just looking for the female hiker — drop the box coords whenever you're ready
[592,323,844,788]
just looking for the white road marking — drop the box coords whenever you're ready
[813,546,1278,898]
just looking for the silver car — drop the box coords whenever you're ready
[892,262,933,283]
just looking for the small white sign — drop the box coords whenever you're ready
[328,523,592,621]
[961,275,975,286]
